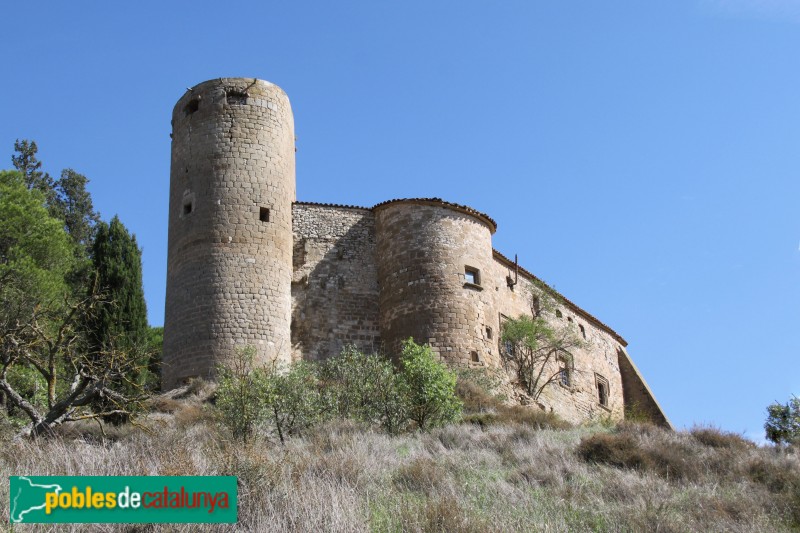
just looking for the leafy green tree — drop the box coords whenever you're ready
[398,339,461,431]
[765,396,800,446]
[52,168,100,253]
[11,139,55,200]
[501,313,582,401]
[0,170,73,320]
[11,141,101,290]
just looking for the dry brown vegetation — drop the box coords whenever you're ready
[0,384,797,532]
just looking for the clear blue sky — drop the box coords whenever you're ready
[2,1,798,440]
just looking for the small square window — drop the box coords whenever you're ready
[470,350,480,363]
[182,200,193,216]
[596,374,609,408]
[259,207,270,222]
[464,266,480,286]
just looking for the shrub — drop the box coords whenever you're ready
[215,346,269,441]
[495,405,571,430]
[393,457,446,495]
[320,346,408,434]
[579,429,705,481]
[398,339,462,431]
[577,432,650,470]
[690,426,753,450]
[455,367,505,412]
[262,360,324,443]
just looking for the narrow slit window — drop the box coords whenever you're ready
[485,326,493,340]
[259,207,270,222]
[579,324,586,339]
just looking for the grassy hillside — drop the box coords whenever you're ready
[1,383,797,532]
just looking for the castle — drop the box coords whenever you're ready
[163,78,670,427]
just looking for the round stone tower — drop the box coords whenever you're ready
[163,78,295,389]
[374,199,497,366]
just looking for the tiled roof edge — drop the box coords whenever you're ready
[293,201,371,211]
[372,197,498,233]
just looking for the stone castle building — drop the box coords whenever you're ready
[163,77,670,427]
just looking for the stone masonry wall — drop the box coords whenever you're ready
[291,203,381,361]
[483,257,626,424]
[374,202,496,364]
[163,78,295,389]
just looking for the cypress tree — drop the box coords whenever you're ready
[87,216,148,361]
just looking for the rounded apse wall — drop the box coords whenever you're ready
[163,78,295,389]
[374,200,496,366]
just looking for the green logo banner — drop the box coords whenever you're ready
[9,476,237,523]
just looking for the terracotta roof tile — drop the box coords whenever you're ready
[371,197,497,233]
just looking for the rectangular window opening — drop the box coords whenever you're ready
[559,358,572,388]
[226,91,248,106]
[470,350,480,363]
[182,201,193,216]
[485,326,493,340]
[464,266,481,286]
[596,374,609,407]
[259,207,270,222]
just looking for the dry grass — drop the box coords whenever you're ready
[1,389,797,532]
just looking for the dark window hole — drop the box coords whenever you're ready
[184,98,200,116]
[226,91,248,105]
[260,207,270,222]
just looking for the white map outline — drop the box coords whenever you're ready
[10,476,63,523]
